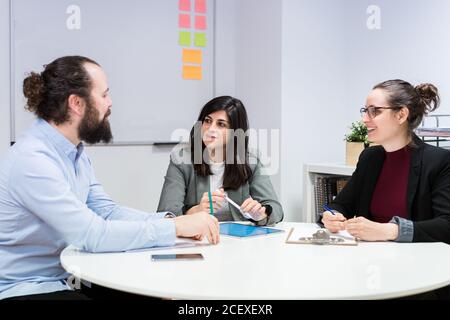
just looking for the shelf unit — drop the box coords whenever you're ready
[416,114,450,148]
[303,163,355,223]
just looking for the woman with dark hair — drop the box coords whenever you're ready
[321,79,450,244]
[158,96,283,226]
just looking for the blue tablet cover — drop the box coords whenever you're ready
[219,223,284,237]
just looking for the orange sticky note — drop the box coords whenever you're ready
[195,15,206,30]
[182,49,202,64]
[179,0,191,11]
[179,14,191,28]
[195,0,206,13]
[183,65,202,80]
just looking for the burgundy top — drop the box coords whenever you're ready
[370,146,411,223]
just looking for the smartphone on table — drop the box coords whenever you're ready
[151,253,204,261]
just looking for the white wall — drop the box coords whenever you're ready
[281,0,350,222]
[215,0,237,96]
[0,0,10,155]
[281,0,450,222]
[234,0,282,192]
[342,0,450,117]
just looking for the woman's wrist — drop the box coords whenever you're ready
[384,223,399,241]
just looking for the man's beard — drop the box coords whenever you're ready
[78,99,113,144]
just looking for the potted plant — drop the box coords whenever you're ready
[344,120,369,166]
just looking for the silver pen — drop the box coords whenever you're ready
[224,194,253,220]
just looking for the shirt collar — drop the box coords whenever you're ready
[35,118,84,162]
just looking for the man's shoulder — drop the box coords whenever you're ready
[16,134,55,159]
[8,134,61,174]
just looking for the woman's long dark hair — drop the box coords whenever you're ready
[190,96,252,190]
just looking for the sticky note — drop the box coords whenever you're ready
[194,33,206,47]
[179,0,191,12]
[183,65,202,80]
[195,15,206,30]
[179,14,191,28]
[182,49,202,64]
[179,31,191,46]
[195,0,206,13]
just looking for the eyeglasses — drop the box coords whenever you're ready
[360,106,401,119]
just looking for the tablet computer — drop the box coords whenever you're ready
[219,222,284,238]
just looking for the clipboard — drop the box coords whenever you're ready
[285,227,358,246]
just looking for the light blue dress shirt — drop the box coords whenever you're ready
[0,119,176,299]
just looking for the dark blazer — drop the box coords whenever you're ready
[327,135,450,244]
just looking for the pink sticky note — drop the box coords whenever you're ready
[195,0,206,13]
[195,15,206,30]
[179,0,191,12]
[179,14,191,28]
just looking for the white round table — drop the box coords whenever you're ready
[60,222,450,299]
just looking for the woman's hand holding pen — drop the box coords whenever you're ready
[322,211,347,233]
[241,197,267,221]
[186,189,225,215]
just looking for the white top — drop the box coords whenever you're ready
[60,222,450,300]
[209,161,225,192]
[209,162,230,219]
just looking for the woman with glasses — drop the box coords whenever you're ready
[321,79,450,244]
[157,96,283,227]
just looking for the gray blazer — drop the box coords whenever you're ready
[157,147,284,226]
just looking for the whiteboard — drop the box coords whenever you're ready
[10,0,215,144]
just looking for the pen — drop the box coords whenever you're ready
[323,204,336,216]
[224,194,252,220]
[208,191,214,215]
[324,204,352,220]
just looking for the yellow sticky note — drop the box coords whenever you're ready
[194,33,206,47]
[182,49,202,64]
[183,65,202,80]
[179,31,191,46]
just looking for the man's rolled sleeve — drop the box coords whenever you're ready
[146,218,177,247]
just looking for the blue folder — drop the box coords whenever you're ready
[219,222,284,238]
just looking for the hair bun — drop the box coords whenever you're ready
[415,83,439,113]
[23,72,46,112]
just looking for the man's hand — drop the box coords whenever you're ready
[173,213,220,244]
